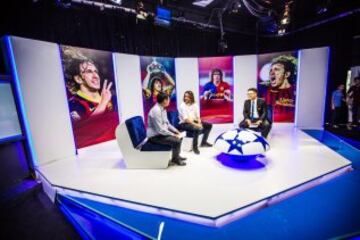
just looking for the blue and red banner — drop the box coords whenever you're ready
[199,56,234,123]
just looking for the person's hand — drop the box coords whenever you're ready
[245,119,251,126]
[99,79,113,108]
[203,91,211,99]
[174,133,183,139]
[92,80,113,116]
[209,93,217,99]
[331,104,335,110]
[146,63,152,73]
[255,120,262,126]
[224,90,232,101]
[143,88,151,99]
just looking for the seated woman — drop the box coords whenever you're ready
[179,91,213,154]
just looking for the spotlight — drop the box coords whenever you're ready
[280,3,291,25]
[277,2,291,35]
[278,27,286,35]
[280,16,290,25]
[316,5,328,14]
[317,7,327,14]
[230,0,242,14]
[316,0,329,14]
[109,0,122,5]
[218,38,228,53]
[136,1,148,20]
[56,0,71,8]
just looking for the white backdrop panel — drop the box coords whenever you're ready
[5,34,330,168]
[233,55,257,124]
[296,47,329,129]
[8,36,76,166]
[113,53,144,122]
[175,58,199,111]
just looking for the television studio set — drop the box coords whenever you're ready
[0,0,359,239]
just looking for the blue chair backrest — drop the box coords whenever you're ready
[125,116,147,148]
[167,111,180,129]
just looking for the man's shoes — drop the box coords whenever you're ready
[179,156,187,161]
[193,148,200,154]
[176,160,186,166]
[171,158,186,166]
[200,142,213,147]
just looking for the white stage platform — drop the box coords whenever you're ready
[37,124,352,227]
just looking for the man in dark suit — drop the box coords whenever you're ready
[239,88,271,138]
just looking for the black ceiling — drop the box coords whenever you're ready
[98,0,359,35]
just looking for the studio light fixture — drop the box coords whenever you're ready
[316,0,330,15]
[218,38,228,53]
[280,3,291,26]
[278,27,286,35]
[277,1,293,36]
[56,0,72,8]
[230,0,242,14]
[217,10,227,53]
[193,0,216,8]
[109,0,122,5]
[136,1,148,20]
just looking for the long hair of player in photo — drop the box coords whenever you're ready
[257,51,298,122]
[60,45,119,149]
[198,56,234,124]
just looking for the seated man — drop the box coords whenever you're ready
[179,91,213,154]
[147,92,187,166]
[239,88,271,138]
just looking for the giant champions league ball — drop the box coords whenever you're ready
[214,128,270,156]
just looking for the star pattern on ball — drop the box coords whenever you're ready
[253,134,269,150]
[225,134,250,154]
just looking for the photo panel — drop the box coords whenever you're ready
[60,45,119,149]
[258,51,298,122]
[140,56,176,125]
[198,56,234,123]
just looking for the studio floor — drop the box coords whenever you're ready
[37,124,352,227]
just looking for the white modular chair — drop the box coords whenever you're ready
[115,116,171,169]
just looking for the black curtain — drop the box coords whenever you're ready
[0,1,256,58]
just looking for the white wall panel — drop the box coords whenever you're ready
[113,53,144,122]
[7,36,76,166]
[175,58,200,111]
[233,55,257,124]
[296,47,329,129]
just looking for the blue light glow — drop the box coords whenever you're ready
[216,153,266,170]
[322,47,331,127]
[295,50,301,127]
[0,135,23,145]
[5,36,38,166]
